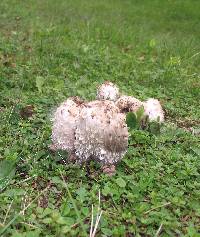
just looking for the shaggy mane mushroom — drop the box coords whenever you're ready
[143,98,164,123]
[51,97,85,153]
[115,95,143,113]
[74,100,129,175]
[50,82,165,176]
[96,81,120,102]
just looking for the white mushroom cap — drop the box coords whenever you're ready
[143,98,164,123]
[96,81,120,102]
[115,95,143,113]
[74,100,128,164]
[51,97,85,151]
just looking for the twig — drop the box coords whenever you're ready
[144,202,171,215]
[20,221,40,229]
[90,205,94,237]
[90,190,103,237]
[98,190,101,213]
[21,191,27,215]
[16,175,36,185]
[188,51,200,60]
[3,200,13,225]
[91,210,103,237]
[155,223,163,237]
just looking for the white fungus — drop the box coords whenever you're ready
[96,81,120,102]
[51,82,165,175]
[115,95,143,113]
[74,100,129,165]
[51,97,85,151]
[143,98,164,123]
[51,98,129,173]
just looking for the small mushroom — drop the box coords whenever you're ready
[143,98,164,123]
[115,95,143,113]
[96,81,120,102]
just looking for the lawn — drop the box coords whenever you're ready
[0,0,200,236]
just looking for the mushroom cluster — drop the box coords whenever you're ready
[51,82,164,175]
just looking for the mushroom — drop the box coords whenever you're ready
[115,95,143,113]
[96,81,120,102]
[51,98,129,175]
[143,98,164,123]
[115,96,164,125]
[51,82,165,176]
[51,97,85,160]
[74,100,129,175]
[96,83,164,123]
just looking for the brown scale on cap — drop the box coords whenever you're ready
[115,95,143,113]
[71,96,85,106]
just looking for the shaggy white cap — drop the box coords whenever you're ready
[51,97,84,151]
[74,100,128,165]
[143,98,164,123]
[96,81,120,102]
[115,95,143,113]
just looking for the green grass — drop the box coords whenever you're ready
[0,0,200,236]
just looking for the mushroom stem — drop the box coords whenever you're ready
[68,151,78,163]
[102,164,116,176]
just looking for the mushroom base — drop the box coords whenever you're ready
[102,164,116,176]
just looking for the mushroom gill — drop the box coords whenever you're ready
[74,100,129,165]
[51,97,85,151]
